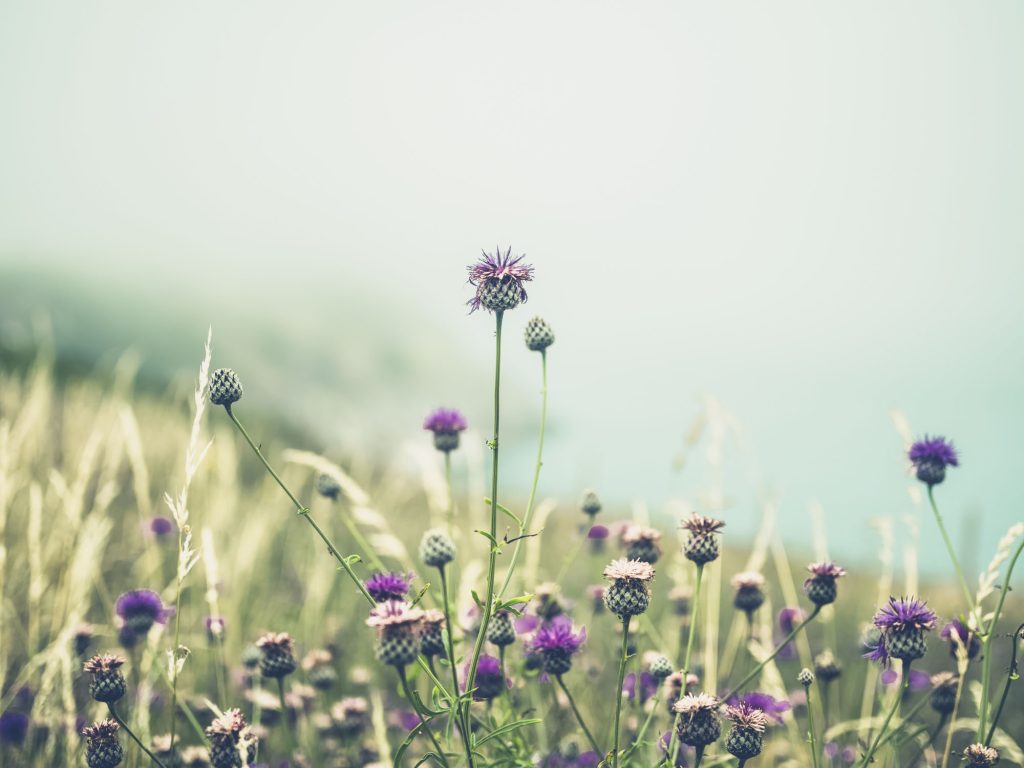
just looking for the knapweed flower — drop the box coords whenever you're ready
[0,711,29,746]
[534,582,570,620]
[868,596,938,666]
[528,615,586,676]
[331,697,370,737]
[797,667,815,686]
[731,571,766,617]
[82,719,123,768]
[624,671,659,704]
[622,525,663,564]
[74,623,94,657]
[649,654,674,680]
[941,619,981,661]
[929,672,959,715]
[209,368,243,408]
[83,655,127,703]
[909,435,959,486]
[205,709,257,768]
[148,516,174,538]
[255,632,297,679]
[467,654,506,701]
[963,744,1000,767]
[524,316,556,351]
[423,407,468,453]
[813,650,842,683]
[486,609,517,647]
[580,489,602,518]
[804,562,846,607]
[681,514,726,565]
[723,702,770,761]
[366,600,425,668]
[115,589,173,641]
[731,691,791,723]
[673,692,722,748]
[419,610,447,658]
[602,559,656,619]
[302,649,337,691]
[419,528,456,568]
[467,247,534,313]
[315,473,343,500]
[365,571,412,603]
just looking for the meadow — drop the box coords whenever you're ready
[0,252,1022,768]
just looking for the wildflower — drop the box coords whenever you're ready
[206,616,226,642]
[331,697,369,737]
[723,702,770,760]
[524,316,556,351]
[205,709,257,768]
[419,528,456,568]
[149,516,174,538]
[673,692,722,748]
[82,719,124,768]
[587,523,609,554]
[623,671,659,704]
[602,559,656,619]
[869,596,938,666]
[732,691,791,723]
[365,571,412,603]
[419,610,447,658]
[486,609,517,647]
[797,667,815,686]
[467,247,534,313]
[941,619,981,661]
[315,473,343,500]
[255,632,297,679]
[366,600,425,668]
[73,623,94,658]
[83,654,127,703]
[115,589,173,639]
[0,711,29,746]
[731,571,766,617]
[423,407,468,453]
[302,649,337,691]
[622,525,663,564]
[804,562,846,607]
[209,368,243,407]
[528,615,586,676]
[929,672,959,715]
[908,435,959,486]
[963,744,1000,767]
[649,654,674,680]
[580,489,602,518]
[778,607,804,659]
[240,643,261,670]
[467,654,506,701]
[814,650,842,683]
[681,514,725,565]
[534,582,570,620]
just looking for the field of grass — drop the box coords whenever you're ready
[0,318,1021,767]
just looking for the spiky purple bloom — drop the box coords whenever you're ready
[623,671,659,704]
[466,247,534,313]
[365,572,411,603]
[466,654,506,701]
[588,524,609,540]
[727,691,791,724]
[0,711,29,745]
[528,615,586,676]
[868,596,938,666]
[115,590,173,636]
[423,408,467,435]
[803,561,846,607]
[940,619,981,660]
[908,435,959,486]
[873,596,938,632]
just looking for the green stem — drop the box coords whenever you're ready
[721,605,821,700]
[612,614,632,767]
[224,406,375,606]
[694,744,705,767]
[978,537,1024,739]
[804,683,821,768]
[555,675,602,755]
[107,704,168,768]
[874,680,935,750]
[169,528,184,759]
[467,310,503,695]
[927,486,975,614]
[276,677,297,758]
[858,661,909,767]
[439,566,476,768]
[498,348,547,599]
[620,690,660,762]
[666,564,704,767]
[444,450,454,539]
[399,667,449,767]
[985,622,1024,745]
[907,715,947,768]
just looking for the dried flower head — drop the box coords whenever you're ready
[365,572,412,603]
[622,525,663,563]
[82,719,123,768]
[366,600,425,629]
[804,561,847,606]
[963,744,1000,767]
[83,654,127,703]
[83,654,125,674]
[797,668,815,686]
[420,528,456,568]
[672,692,719,716]
[680,514,726,537]
[256,632,297,679]
[205,709,257,768]
[909,435,959,486]
[603,558,656,583]
[723,702,770,732]
[467,247,534,313]
[681,514,726,565]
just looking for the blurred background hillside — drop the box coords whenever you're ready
[2,1,1023,572]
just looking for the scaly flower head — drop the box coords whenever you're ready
[723,702,770,732]
[467,247,534,313]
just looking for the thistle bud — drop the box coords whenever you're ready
[209,368,243,407]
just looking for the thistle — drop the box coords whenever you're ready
[909,435,959,486]
[114,589,173,641]
[315,473,343,500]
[366,600,425,668]
[602,559,656,619]
[929,671,959,715]
[255,632,297,679]
[423,407,468,453]
[803,562,846,607]
[364,571,411,603]
[468,654,506,701]
[419,610,447,658]
[209,368,243,407]
[622,525,663,564]
[83,654,127,703]
[730,571,766,617]
[302,649,337,691]
[963,744,1000,767]
[580,489,602,518]
[681,514,725,565]
[798,667,815,687]
[649,655,674,680]
[419,528,456,568]
[527,615,586,676]
[673,693,722,748]
[723,702,770,761]
[331,697,370,738]
[82,720,124,768]
[0,712,29,746]
[204,709,257,768]
[524,316,555,351]
[466,247,534,313]
[869,596,938,665]
[941,619,981,660]
[813,650,842,683]
[486,609,517,647]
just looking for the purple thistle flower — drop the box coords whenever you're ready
[870,596,938,665]
[529,616,586,655]
[873,596,938,632]
[148,516,174,537]
[940,619,981,660]
[729,691,791,723]
[365,572,412,603]
[863,631,891,667]
[0,711,29,746]
[467,247,534,313]
[623,671,659,705]
[423,407,467,434]
[777,607,804,660]
[465,654,507,701]
[115,589,173,636]
[206,616,226,641]
[588,524,610,540]
[908,435,959,486]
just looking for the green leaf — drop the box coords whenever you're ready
[484,497,523,527]
[475,717,543,747]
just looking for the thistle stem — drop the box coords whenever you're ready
[444,451,454,539]
[107,704,168,768]
[439,566,475,767]
[804,683,821,768]
[721,605,821,700]
[224,406,375,606]
[276,677,298,758]
[927,486,975,615]
[467,310,503,696]
[612,614,632,767]
[169,527,184,759]
[398,667,449,767]
[666,564,704,767]
[858,661,909,767]
[555,675,601,755]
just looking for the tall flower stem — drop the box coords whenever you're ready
[555,675,602,755]
[721,605,821,700]
[169,528,185,758]
[858,661,909,767]
[927,486,975,615]
[978,538,1024,740]
[467,310,503,695]
[611,614,632,767]
[985,622,1024,745]
[398,667,449,767]
[444,451,455,539]
[107,704,168,768]
[224,406,375,606]
[438,566,475,768]
[804,683,822,768]
[666,564,705,767]
[498,348,547,599]
[276,677,298,758]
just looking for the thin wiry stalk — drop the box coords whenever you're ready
[978,539,1024,740]
[985,622,1024,745]
[665,563,704,767]
[804,683,822,768]
[926,486,975,615]
[858,662,909,767]
[611,614,631,767]
[439,565,475,767]
[108,704,168,768]
[721,605,821,700]
[555,675,601,755]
